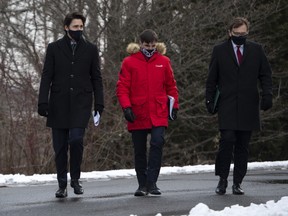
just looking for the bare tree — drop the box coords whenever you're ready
[0,0,287,174]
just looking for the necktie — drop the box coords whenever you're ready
[236,45,243,65]
[71,41,77,54]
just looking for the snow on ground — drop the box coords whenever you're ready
[1,160,288,216]
[1,160,287,186]
[187,196,288,216]
[151,196,288,216]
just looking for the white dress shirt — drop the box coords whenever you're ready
[231,41,244,64]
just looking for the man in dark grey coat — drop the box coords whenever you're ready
[38,12,104,198]
[205,17,272,195]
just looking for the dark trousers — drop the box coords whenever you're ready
[131,126,165,187]
[52,128,85,188]
[215,130,252,184]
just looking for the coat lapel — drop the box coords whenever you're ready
[57,35,88,61]
[241,41,250,65]
[57,36,73,61]
[226,39,251,67]
[73,38,88,61]
[226,40,238,66]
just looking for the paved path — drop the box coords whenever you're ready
[0,169,287,216]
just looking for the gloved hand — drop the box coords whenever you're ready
[123,107,135,123]
[260,94,272,111]
[95,104,104,115]
[206,100,217,115]
[38,103,49,117]
[169,108,178,120]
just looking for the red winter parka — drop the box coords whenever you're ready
[116,43,179,131]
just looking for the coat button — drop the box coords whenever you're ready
[70,88,73,91]
[71,62,74,64]
[70,74,74,78]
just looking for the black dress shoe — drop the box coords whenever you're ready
[55,188,67,198]
[71,179,84,195]
[134,186,147,196]
[147,183,161,195]
[215,178,228,195]
[232,184,244,195]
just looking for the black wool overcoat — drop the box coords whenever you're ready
[38,35,104,128]
[206,39,272,131]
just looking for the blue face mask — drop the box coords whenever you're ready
[141,48,156,58]
[68,30,83,42]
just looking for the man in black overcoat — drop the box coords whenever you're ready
[205,17,272,195]
[38,12,104,198]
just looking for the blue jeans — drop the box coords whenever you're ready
[132,126,165,187]
[52,128,85,188]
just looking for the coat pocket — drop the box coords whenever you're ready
[155,96,168,118]
[131,97,147,120]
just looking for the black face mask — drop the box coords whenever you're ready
[68,30,83,42]
[231,35,247,45]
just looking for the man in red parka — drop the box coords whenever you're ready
[116,29,179,196]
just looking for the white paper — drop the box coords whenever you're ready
[92,111,101,126]
[168,95,175,120]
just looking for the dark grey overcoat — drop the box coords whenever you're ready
[38,35,104,128]
[206,39,272,131]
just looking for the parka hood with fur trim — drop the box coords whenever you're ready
[126,42,167,55]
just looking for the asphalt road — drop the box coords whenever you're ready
[0,169,287,216]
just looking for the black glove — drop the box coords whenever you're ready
[95,104,104,115]
[169,108,178,120]
[38,103,49,117]
[206,100,217,115]
[123,107,135,123]
[261,94,272,111]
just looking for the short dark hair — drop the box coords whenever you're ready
[228,17,250,32]
[63,12,86,27]
[139,29,158,43]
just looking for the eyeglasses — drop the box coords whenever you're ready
[232,31,248,37]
